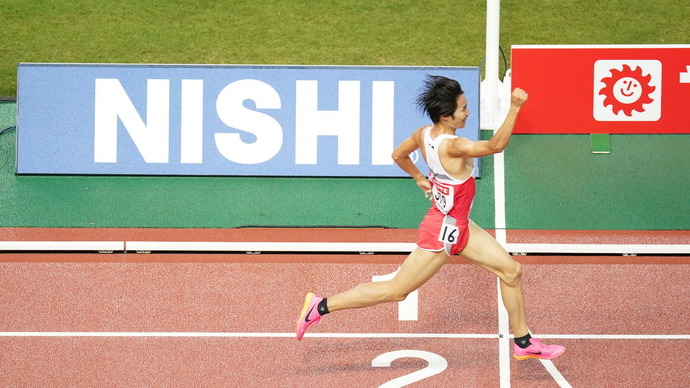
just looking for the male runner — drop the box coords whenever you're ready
[297,75,564,361]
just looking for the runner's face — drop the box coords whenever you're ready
[447,94,470,129]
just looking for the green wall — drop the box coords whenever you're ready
[1,102,687,230]
[505,134,689,230]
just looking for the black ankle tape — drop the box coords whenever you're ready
[515,333,532,349]
[317,298,330,315]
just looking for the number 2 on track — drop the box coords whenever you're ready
[372,350,448,387]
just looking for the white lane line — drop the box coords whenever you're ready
[497,278,511,388]
[492,110,511,387]
[528,334,690,340]
[2,331,685,339]
[0,332,499,338]
[493,143,511,387]
[539,358,572,388]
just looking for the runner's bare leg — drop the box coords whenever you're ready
[460,221,528,337]
[326,249,449,312]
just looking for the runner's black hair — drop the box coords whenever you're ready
[416,75,464,123]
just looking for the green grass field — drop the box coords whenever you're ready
[2,0,688,97]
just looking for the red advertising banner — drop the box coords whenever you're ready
[511,45,690,134]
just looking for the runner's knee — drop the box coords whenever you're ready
[500,261,523,287]
[382,283,411,303]
[391,291,411,302]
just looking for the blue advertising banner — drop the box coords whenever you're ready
[17,63,479,176]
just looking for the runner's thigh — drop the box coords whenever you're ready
[391,248,449,294]
[460,221,516,275]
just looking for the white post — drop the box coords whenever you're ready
[484,4,510,387]
[480,0,503,131]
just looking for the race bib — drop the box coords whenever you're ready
[438,223,460,245]
[432,181,454,214]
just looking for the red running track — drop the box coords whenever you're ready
[1,253,689,387]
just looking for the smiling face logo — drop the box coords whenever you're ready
[593,60,662,122]
[600,64,655,116]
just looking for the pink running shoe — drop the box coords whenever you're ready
[296,292,324,340]
[513,338,565,360]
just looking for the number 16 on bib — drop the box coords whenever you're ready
[438,223,459,245]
